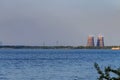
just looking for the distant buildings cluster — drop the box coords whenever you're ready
[87,35,104,47]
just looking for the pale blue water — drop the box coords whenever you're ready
[0,49,119,80]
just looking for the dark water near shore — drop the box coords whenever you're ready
[0,49,119,80]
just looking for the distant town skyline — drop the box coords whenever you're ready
[0,0,120,46]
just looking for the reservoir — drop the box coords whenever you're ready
[0,49,119,80]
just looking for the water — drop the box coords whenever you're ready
[0,49,119,80]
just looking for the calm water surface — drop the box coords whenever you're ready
[0,49,119,80]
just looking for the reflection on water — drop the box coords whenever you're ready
[0,49,119,80]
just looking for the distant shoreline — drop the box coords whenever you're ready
[0,45,116,49]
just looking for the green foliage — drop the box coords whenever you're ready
[94,63,120,80]
[0,45,116,49]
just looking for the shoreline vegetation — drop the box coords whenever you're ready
[0,45,118,49]
[94,63,120,80]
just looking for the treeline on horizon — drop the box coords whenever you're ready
[0,45,117,49]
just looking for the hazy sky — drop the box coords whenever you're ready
[0,0,120,46]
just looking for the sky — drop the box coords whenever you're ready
[0,0,120,46]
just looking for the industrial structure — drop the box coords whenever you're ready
[86,35,104,47]
[96,35,104,47]
[87,35,95,47]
